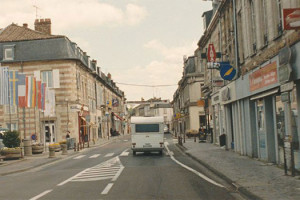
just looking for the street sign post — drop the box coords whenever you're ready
[207,43,216,62]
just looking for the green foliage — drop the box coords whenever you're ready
[2,130,21,148]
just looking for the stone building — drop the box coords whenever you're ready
[197,0,300,174]
[172,55,205,138]
[0,19,125,147]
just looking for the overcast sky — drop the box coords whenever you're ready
[0,0,212,101]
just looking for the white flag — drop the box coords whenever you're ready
[0,67,9,105]
[44,88,55,117]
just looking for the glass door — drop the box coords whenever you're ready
[257,99,267,160]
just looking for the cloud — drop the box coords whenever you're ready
[112,40,197,101]
[0,0,147,32]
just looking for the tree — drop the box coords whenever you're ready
[2,130,21,148]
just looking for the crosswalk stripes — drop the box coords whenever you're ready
[73,155,86,159]
[58,156,124,184]
[89,154,101,158]
[104,153,115,157]
[120,152,129,156]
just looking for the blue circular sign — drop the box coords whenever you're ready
[220,64,236,81]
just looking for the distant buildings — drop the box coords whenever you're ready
[131,98,173,128]
[0,19,126,146]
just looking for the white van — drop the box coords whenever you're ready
[131,116,164,155]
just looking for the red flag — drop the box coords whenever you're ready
[37,81,42,109]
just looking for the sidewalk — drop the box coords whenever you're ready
[0,134,128,176]
[178,138,300,200]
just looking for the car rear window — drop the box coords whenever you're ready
[136,124,159,132]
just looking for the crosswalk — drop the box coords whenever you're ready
[58,156,124,186]
[73,152,127,160]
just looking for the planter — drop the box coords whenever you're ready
[32,144,44,154]
[0,148,22,159]
[49,143,61,152]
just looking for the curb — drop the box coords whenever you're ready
[175,143,262,200]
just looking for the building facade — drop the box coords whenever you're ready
[0,20,126,147]
[172,55,205,138]
[198,0,300,174]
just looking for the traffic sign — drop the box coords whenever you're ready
[220,64,236,80]
[207,43,216,62]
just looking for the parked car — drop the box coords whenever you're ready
[186,129,199,138]
[163,125,169,134]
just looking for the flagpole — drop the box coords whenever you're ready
[8,72,12,131]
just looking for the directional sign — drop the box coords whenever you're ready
[220,64,236,81]
[207,43,216,62]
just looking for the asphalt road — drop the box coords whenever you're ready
[0,135,244,200]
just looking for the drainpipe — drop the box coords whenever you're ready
[233,0,239,78]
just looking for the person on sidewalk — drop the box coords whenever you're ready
[66,131,70,139]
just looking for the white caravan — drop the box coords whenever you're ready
[131,116,164,155]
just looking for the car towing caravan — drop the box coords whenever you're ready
[131,116,164,155]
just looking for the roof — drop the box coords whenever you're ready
[0,24,63,42]
[131,116,164,124]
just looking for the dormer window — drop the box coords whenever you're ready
[3,45,15,61]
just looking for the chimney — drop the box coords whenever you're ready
[34,18,51,35]
[23,23,28,28]
[107,73,111,79]
[92,59,97,65]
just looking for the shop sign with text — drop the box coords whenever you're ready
[249,61,278,91]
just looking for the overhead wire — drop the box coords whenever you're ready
[115,82,177,87]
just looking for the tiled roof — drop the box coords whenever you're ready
[0,23,63,42]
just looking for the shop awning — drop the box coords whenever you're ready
[250,88,279,101]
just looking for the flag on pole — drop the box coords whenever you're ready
[44,88,55,117]
[0,67,9,105]
[41,83,46,111]
[26,76,36,107]
[9,71,19,106]
[36,81,42,109]
[18,73,26,108]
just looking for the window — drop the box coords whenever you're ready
[3,45,15,61]
[6,123,17,131]
[276,0,283,36]
[5,105,17,114]
[41,71,53,88]
[136,124,159,133]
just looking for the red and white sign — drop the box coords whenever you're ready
[249,62,278,92]
[207,43,216,62]
[283,8,300,30]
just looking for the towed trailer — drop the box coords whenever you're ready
[131,116,164,156]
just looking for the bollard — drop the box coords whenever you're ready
[74,143,77,152]
[194,136,196,142]
[61,144,68,155]
[49,147,55,158]
[23,138,32,156]
[77,143,80,151]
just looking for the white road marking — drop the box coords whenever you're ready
[104,153,114,157]
[120,152,129,156]
[164,142,224,188]
[58,156,124,186]
[29,190,52,200]
[73,155,86,159]
[89,154,101,158]
[120,148,129,156]
[101,183,114,195]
